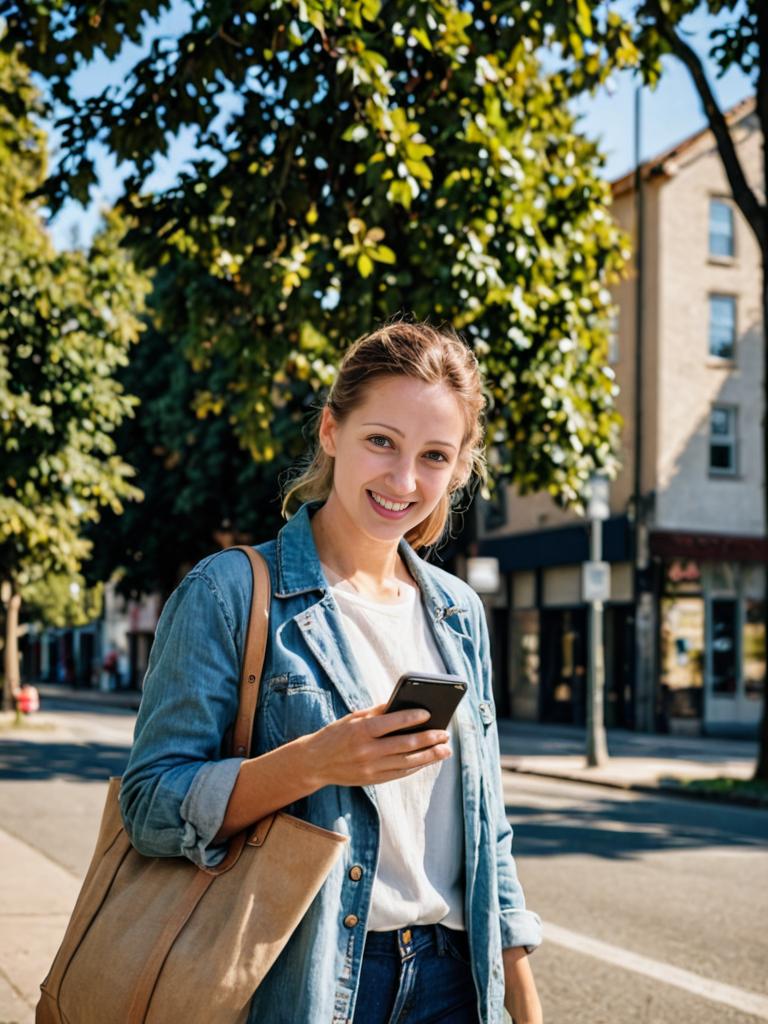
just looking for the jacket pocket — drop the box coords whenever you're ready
[261,674,335,749]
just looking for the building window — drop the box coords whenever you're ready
[709,294,736,359]
[709,199,735,258]
[711,599,738,695]
[709,405,738,475]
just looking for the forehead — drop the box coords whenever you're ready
[353,377,465,436]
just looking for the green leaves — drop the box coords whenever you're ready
[3,2,633,514]
[339,219,398,277]
[576,0,594,37]
[0,51,148,621]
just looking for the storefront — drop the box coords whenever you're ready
[658,555,765,737]
[502,555,635,729]
[478,516,636,728]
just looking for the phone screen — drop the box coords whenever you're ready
[383,671,468,735]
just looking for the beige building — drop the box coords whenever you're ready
[476,97,765,738]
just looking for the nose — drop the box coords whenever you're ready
[386,455,418,497]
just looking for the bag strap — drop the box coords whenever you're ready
[202,545,272,877]
[228,545,272,759]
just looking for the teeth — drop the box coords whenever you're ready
[370,491,411,512]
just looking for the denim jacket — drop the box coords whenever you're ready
[120,499,543,1024]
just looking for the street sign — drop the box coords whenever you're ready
[467,557,500,594]
[583,560,611,602]
[587,473,611,520]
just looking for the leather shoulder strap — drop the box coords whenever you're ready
[227,546,271,758]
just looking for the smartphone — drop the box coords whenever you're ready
[383,671,468,736]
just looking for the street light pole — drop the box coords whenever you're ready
[585,474,610,767]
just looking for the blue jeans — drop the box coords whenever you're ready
[352,924,480,1024]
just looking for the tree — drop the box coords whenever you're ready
[0,1,630,518]
[84,262,294,602]
[0,47,149,709]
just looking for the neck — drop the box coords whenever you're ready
[310,494,408,590]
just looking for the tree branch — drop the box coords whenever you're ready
[647,0,766,251]
[757,0,768,250]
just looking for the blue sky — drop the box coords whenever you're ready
[45,4,754,250]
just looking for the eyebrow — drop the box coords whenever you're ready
[361,422,458,450]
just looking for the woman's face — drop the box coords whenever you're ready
[319,375,466,538]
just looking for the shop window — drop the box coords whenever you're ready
[708,199,735,259]
[510,609,540,721]
[744,599,766,700]
[660,597,704,718]
[708,295,736,359]
[711,599,738,696]
[709,406,738,476]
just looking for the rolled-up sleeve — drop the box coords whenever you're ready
[119,569,245,868]
[473,594,544,954]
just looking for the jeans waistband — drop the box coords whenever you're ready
[363,923,466,961]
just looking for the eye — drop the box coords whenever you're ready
[425,451,449,463]
[367,435,392,449]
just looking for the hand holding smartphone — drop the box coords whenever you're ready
[382,671,468,737]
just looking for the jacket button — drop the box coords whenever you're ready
[343,914,359,928]
[348,865,363,882]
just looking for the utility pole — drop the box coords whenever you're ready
[632,84,656,732]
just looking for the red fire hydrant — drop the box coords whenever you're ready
[15,684,40,714]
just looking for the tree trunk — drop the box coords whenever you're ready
[753,251,768,781]
[1,589,22,712]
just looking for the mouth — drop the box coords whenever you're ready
[366,490,416,519]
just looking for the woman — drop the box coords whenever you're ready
[120,321,544,1024]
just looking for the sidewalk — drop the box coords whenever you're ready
[30,682,767,808]
[497,718,764,807]
[0,829,81,1024]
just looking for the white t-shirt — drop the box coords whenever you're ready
[321,562,465,931]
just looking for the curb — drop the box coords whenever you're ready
[36,688,141,712]
[501,765,768,810]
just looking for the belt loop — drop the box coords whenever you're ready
[434,923,447,956]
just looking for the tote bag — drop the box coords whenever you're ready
[36,546,347,1024]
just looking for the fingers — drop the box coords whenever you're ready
[367,708,431,738]
[376,742,453,782]
[384,740,453,771]
[374,728,449,756]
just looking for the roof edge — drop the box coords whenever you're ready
[611,94,757,199]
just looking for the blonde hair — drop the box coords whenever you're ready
[280,319,488,550]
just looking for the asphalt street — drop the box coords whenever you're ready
[1,700,766,1024]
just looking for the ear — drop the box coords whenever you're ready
[318,405,338,457]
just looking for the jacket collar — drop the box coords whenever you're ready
[274,499,466,623]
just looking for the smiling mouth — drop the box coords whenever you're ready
[367,490,415,512]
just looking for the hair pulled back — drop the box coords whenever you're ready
[280,319,488,550]
[280,319,487,548]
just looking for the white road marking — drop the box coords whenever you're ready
[545,921,768,1019]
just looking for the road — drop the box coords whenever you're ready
[1,701,767,1024]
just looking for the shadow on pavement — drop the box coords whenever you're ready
[496,721,757,765]
[0,740,129,782]
[505,787,768,861]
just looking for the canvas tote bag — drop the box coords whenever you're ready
[36,546,348,1024]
